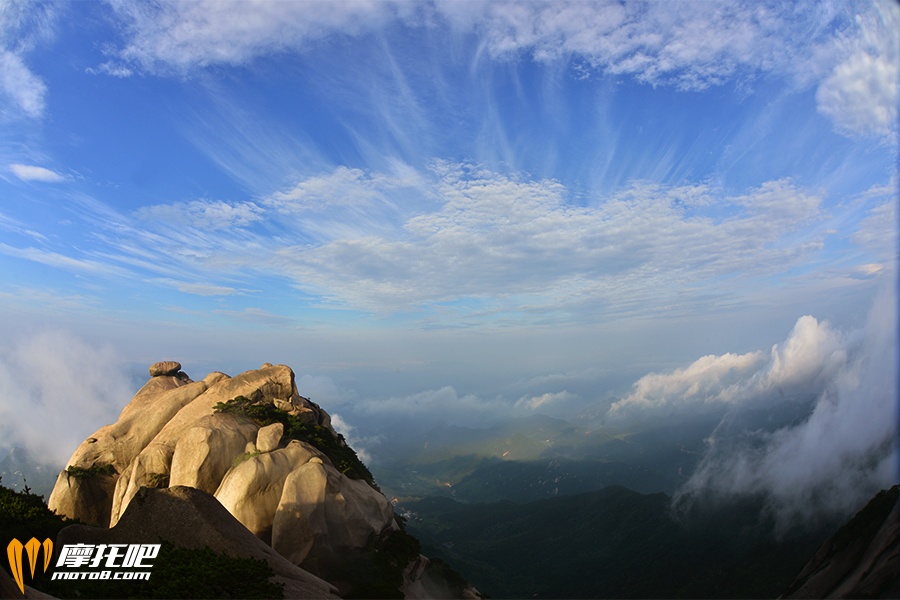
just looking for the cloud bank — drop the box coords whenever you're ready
[608,314,848,422]
[610,280,898,528]
[0,330,138,468]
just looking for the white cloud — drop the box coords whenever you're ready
[439,1,775,89]
[0,330,137,468]
[104,0,401,73]
[9,163,64,182]
[267,165,422,211]
[0,51,46,118]
[817,50,898,139]
[608,351,766,420]
[135,199,263,230]
[852,188,898,262]
[608,314,847,423]
[605,277,897,528]
[0,0,60,119]
[761,316,846,389]
[100,1,898,141]
[814,3,900,140]
[152,278,236,297]
[104,0,796,90]
[262,165,425,241]
[330,413,378,464]
[515,391,572,411]
[273,165,825,317]
[35,163,836,324]
[673,279,898,529]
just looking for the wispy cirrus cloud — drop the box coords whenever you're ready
[211,307,302,328]
[99,0,898,141]
[152,278,237,297]
[0,0,61,119]
[0,242,131,278]
[0,51,46,118]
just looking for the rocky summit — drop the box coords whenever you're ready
[48,362,479,599]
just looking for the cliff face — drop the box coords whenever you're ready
[781,485,900,599]
[47,361,475,599]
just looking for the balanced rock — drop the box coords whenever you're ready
[149,360,182,377]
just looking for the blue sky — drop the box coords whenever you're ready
[0,1,898,483]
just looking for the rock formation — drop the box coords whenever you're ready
[56,485,339,599]
[781,485,900,599]
[47,361,478,599]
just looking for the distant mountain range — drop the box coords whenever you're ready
[0,446,59,498]
[371,404,899,598]
[372,411,742,503]
[402,484,899,599]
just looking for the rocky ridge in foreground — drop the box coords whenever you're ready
[47,361,478,599]
[781,485,900,599]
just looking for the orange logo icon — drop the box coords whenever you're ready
[6,538,53,594]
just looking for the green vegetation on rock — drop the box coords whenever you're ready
[214,395,376,487]
[65,463,116,478]
[231,450,261,467]
[145,472,170,489]
[331,528,422,599]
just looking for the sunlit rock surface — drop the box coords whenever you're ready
[47,362,477,599]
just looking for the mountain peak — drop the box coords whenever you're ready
[46,362,479,599]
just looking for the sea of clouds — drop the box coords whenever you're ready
[1,279,895,528]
